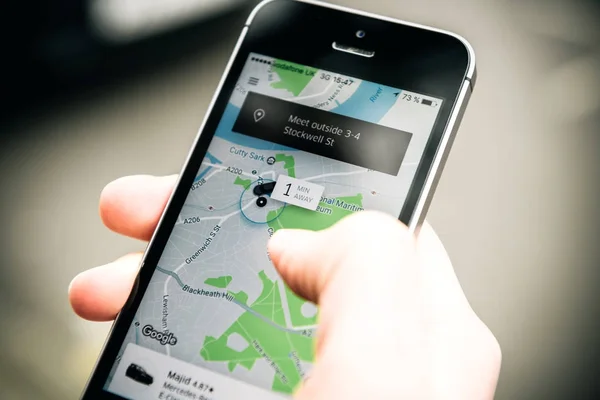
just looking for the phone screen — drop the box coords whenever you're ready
[104,53,443,399]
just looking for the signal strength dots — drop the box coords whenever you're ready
[251,57,272,65]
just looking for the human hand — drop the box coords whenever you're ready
[70,175,501,400]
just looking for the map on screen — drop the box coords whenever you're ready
[106,53,443,399]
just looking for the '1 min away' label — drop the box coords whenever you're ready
[271,175,325,211]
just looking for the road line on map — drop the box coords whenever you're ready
[155,267,315,335]
[176,215,226,225]
[203,168,223,181]
[277,280,293,329]
[156,266,185,287]
[291,324,317,330]
[201,161,256,179]
[219,199,254,224]
[303,169,368,181]
[258,170,276,179]
[201,162,224,169]
[290,79,336,102]
[163,198,258,354]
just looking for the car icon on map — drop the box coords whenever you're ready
[253,181,276,196]
[125,363,154,386]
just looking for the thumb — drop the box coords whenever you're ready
[267,228,333,304]
[267,211,419,305]
[268,211,426,399]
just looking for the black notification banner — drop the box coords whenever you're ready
[232,92,412,176]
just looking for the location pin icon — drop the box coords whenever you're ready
[254,109,265,122]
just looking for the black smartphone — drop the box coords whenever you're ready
[81,1,476,399]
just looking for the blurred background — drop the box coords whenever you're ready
[1,0,599,398]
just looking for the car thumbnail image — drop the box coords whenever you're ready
[125,363,154,386]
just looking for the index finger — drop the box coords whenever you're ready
[99,175,177,241]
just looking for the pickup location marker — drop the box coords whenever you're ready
[253,109,265,122]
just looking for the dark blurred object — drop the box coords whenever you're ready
[1,0,255,123]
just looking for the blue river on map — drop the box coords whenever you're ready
[330,81,400,123]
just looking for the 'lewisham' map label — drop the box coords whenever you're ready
[271,175,324,211]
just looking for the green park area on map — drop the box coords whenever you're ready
[199,153,364,393]
[270,60,317,96]
[200,271,313,393]
[234,176,252,190]
[275,153,296,177]
[204,276,233,289]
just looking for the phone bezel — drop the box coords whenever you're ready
[81,1,474,398]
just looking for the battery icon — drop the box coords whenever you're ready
[421,99,434,106]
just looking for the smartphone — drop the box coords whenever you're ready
[81,1,475,399]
